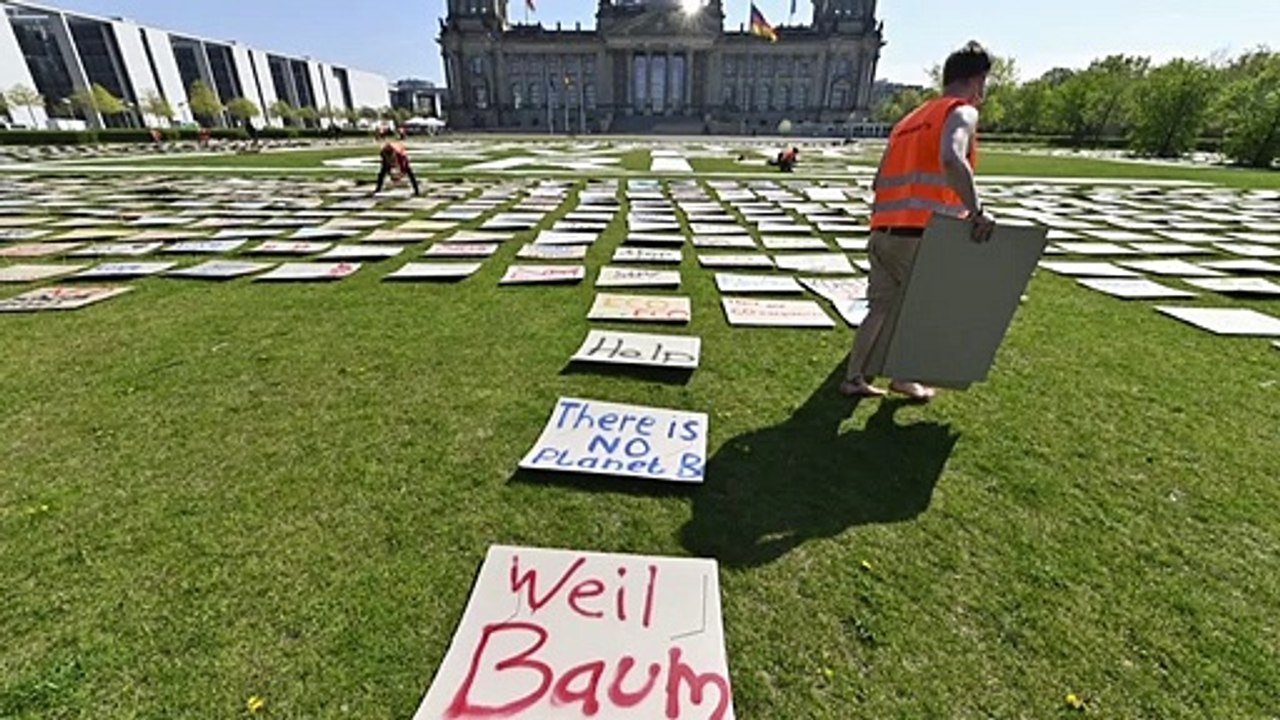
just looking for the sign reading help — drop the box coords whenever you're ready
[571,330,701,370]
[520,397,707,483]
[412,545,734,720]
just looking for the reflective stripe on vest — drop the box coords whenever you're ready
[870,96,978,230]
[871,196,968,218]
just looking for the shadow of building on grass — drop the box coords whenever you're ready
[679,361,959,569]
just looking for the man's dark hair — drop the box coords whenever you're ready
[943,41,993,86]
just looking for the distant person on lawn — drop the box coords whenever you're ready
[373,141,420,196]
[840,40,997,403]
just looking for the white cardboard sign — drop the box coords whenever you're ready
[384,262,483,281]
[424,243,500,258]
[588,293,691,324]
[167,261,274,280]
[713,273,803,294]
[411,545,733,719]
[596,266,682,289]
[70,262,176,279]
[0,285,133,312]
[500,265,586,285]
[1076,278,1198,299]
[520,397,708,483]
[518,244,588,261]
[800,277,871,326]
[697,253,774,269]
[773,253,856,275]
[246,241,333,255]
[1183,277,1280,296]
[571,330,701,369]
[162,240,249,254]
[721,297,836,328]
[0,242,84,258]
[1156,306,1280,336]
[0,264,85,283]
[254,262,362,282]
[612,247,682,265]
[318,245,406,261]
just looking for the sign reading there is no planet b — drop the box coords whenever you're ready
[411,545,734,720]
[521,397,707,483]
[571,329,701,370]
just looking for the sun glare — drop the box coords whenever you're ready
[680,0,702,14]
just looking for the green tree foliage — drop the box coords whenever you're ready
[6,84,44,124]
[225,97,261,126]
[141,91,174,122]
[268,100,298,126]
[1128,58,1220,157]
[91,84,125,117]
[186,80,224,124]
[1047,55,1149,144]
[1216,50,1280,167]
[872,87,932,124]
[295,105,320,127]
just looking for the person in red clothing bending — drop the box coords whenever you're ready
[840,40,997,403]
[373,141,420,196]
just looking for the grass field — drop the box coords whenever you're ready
[1,150,1278,719]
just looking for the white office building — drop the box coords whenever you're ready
[0,0,389,128]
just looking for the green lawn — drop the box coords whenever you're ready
[1,167,1278,719]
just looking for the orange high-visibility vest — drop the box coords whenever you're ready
[870,97,978,230]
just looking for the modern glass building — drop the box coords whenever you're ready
[0,0,390,128]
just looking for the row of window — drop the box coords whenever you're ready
[723,54,859,79]
[721,80,855,111]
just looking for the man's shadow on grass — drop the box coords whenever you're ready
[679,361,959,569]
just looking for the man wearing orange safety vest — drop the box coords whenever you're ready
[374,141,421,196]
[840,41,996,403]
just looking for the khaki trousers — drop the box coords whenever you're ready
[845,231,922,382]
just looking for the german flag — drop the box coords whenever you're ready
[749,3,778,43]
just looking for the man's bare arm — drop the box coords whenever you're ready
[940,105,982,215]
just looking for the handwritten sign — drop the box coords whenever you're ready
[383,262,483,281]
[588,293,691,324]
[0,240,82,257]
[721,297,836,328]
[612,247,682,265]
[167,261,274,280]
[318,245,406,261]
[696,254,774,269]
[0,285,133,312]
[596,266,681,289]
[246,241,333,256]
[500,265,586,285]
[799,277,871,327]
[70,262,176,280]
[254,262,362,282]
[520,397,707,483]
[412,545,733,720]
[535,231,599,246]
[626,233,686,246]
[517,244,588,261]
[691,236,756,249]
[773,253,856,275]
[759,236,828,251]
[0,229,53,242]
[571,330,701,370]
[67,242,164,258]
[0,264,85,283]
[162,240,249,254]
[713,273,803,294]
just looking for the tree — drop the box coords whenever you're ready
[141,91,174,124]
[1045,55,1149,145]
[1216,50,1280,167]
[187,80,223,125]
[5,84,43,127]
[343,107,360,127]
[358,106,379,122]
[225,97,261,127]
[872,86,931,124]
[1129,58,1220,157]
[295,105,320,127]
[268,100,297,126]
[91,84,126,123]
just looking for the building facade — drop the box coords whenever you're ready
[439,0,883,133]
[0,0,388,129]
[391,78,447,119]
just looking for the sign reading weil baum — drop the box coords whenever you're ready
[520,397,707,483]
[412,545,734,719]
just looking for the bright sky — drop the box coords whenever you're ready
[43,0,1280,86]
